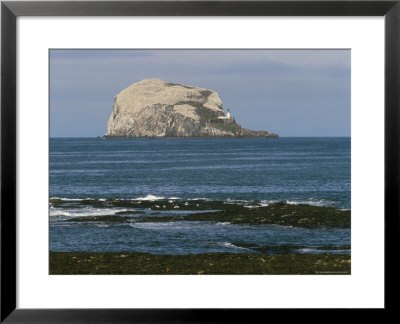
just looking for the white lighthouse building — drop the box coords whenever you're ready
[218,108,233,120]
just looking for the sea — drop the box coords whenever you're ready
[50,137,351,255]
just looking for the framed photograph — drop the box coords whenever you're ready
[1,0,399,321]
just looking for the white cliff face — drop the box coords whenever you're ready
[114,78,223,114]
[105,78,278,138]
[105,78,226,137]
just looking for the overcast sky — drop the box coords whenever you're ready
[50,49,350,137]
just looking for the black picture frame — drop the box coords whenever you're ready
[1,0,399,322]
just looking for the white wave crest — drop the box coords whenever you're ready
[133,195,181,201]
[218,242,251,251]
[224,198,249,204]
[49,207,130,217]
[50,197,95,202]
[285,199,334,207]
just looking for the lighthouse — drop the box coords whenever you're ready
[217,108,233,120]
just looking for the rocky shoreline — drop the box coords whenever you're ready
[50,252,351,275]
[50,199,350,274]
[51,198,350,229]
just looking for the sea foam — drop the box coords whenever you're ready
[133,194,181,201]
[49,207,130,217]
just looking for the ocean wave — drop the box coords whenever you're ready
[133,194,166,201]
[133,195,182,201]
[50,197,96,202]
[223,198,249,204]
[285,199,335,207]
[243,201,272,208]
[49,196,344,209]
[217,242,252,251]
[50,195,182,202]
[131,221,192,230]
[49,207,131,217]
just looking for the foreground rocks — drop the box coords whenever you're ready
[50,252,350,275]
[104,78,278,138]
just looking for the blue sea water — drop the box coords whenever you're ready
[50,137,350,254]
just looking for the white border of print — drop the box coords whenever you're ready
[17,17,384,308]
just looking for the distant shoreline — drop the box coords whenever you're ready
[50,136,351,139]
[102,135,278,139]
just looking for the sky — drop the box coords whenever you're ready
[50,49,350,137]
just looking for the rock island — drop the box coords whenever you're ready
[104,78,278,138]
